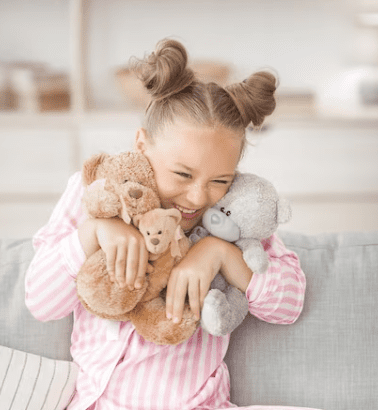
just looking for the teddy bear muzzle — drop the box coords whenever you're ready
[129,188,143,199]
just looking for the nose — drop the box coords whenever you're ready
[210,213,222,225]
[186,183,209,208]
[151,238,160,245]
[129,189,143,199]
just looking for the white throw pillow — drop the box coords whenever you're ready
[0,345,78,410]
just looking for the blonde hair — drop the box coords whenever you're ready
[130,39,277,156]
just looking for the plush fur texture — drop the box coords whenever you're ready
[190,172,292,336]
[76,152,198,345]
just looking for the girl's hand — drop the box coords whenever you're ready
[165,236,254,324]
[79,217,150,290]
[165,236,224,323]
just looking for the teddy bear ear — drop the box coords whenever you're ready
[133,214,142,228]
[82,153,109,186]
[277,197,292,224]
[166,208,182,225]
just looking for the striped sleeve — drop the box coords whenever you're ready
[25,172,86,322]
[245,233,306,324]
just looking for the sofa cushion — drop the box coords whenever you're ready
[225,230,378,410]
[0,238,73,361]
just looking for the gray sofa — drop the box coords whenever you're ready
[1,230,377,409]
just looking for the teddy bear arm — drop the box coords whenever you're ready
[83,189,121,219]
[76,250,148,320]
[238,238,269,275]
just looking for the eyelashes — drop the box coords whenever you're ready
[174,172,230,185]
[175,172,191,179]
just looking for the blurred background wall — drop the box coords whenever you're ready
[1,0,377,237]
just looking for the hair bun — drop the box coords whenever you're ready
[226,71,277,128]
[130,39,195,101]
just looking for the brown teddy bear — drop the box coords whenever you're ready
[127,207,198,345]
[75,151,198,345]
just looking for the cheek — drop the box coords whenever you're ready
[209,186,230,207]
[154,172,183,202]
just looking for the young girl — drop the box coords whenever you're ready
[25,39,315,410]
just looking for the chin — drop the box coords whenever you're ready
[180,217,201,233]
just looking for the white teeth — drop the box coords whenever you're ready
[175,205,197,214]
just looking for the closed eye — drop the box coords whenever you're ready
[213,180,230,185]
[175,172,191,179]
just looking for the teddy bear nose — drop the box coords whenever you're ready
[151,238,160,245]
[211,213,222,225]
[129,189,143,199]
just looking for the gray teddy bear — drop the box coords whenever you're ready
[190,172,292,336]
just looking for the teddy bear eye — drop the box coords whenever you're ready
[220,207,231,216]
[123,179,128,184]
[147,231,150,235]
[158,231,162,235]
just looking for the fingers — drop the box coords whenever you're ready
[125,237,139,290]
[135,244,149,289]
[171,278,188,324]
[105,239,148,290]
[165,273,177,321]
[105,247,117,283]
[188,280,201,321]
[166,270,201,323]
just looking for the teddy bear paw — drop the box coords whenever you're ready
[189,226,209,244]
[201,289,231,336]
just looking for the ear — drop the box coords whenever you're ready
[166,208,182,225]
[170,226,183,258]
[134,128,149,153]
[82,153,109,186]
[133,214,143,228]
[119,196,131,224]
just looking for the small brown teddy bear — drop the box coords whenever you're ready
[128,207,198,345]
[76,151,198,345]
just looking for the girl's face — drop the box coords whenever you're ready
[135,119,243,232]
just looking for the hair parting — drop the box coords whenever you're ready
[130,38,278,149]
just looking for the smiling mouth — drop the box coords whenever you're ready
[174,204,202,219]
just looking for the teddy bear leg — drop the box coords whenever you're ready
[223,286,249,334]
[210,273,228,292]
[201,289,231,336]
[76,249,148,320]
[128,298,198,345]
[201,287,249,336]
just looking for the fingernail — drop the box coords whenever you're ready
[173,317,180,324]
[166,313,172,320]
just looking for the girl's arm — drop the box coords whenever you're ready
[26,172,151,322]
[25,172,87,322]
[166,234,305,325]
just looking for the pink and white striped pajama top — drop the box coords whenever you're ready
[25,172,309,410]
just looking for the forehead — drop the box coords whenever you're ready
[154,120,242,173]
